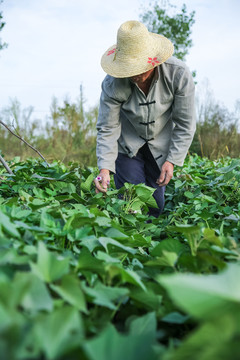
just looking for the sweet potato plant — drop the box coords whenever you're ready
[0,155,239,360]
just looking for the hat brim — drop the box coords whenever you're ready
[101,32,174,78]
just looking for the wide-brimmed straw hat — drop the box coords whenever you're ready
[101,20,174,78]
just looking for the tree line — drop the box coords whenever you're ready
[0,86,239,167]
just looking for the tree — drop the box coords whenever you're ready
[0,0,7,51]
[139,0,195,61]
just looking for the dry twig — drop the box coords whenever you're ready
[0,153,13,175]
[0,119,50,166]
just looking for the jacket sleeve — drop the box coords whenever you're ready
[166,66,196,166]
[96,77,122,173]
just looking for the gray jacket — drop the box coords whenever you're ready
[96,56,196,173]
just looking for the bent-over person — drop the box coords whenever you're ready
[94,20,196,217]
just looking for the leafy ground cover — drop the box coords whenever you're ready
[0,154,240,360]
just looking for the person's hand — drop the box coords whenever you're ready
[94,169,110,193]
[156,161,174,187]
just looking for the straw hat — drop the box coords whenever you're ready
[101,20,174,78]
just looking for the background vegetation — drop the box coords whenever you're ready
[0,93,98,166]
[0,84,239,166]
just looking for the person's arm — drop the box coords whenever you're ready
[95,77,123,193]
[96,87,122,174]
[157,66,196,187]
[166,66,196,166]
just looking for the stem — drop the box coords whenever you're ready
[120,254,128,263]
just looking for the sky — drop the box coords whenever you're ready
[0,0,240,123]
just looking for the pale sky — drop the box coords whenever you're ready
[0,0,240,123]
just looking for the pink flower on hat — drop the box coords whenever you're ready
[107,48,116,56]
[147,57,160,66]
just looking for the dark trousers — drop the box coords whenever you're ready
[114,143,165,217]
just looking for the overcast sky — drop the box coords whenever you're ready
[0,0,240,122]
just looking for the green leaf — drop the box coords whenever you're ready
[147,251,178,267]
[224,214,239,222]
[105,227,128,240]
[169,224,202,256]
[184,191,194,199]
[82,282,129,310]
[50,274,87,313]
[64,211,94,231]
[0,247,30,265]
[129,286,162,311]
[94,216,112,227]
[158,263,240,320]
[81,173,95,192]
[175,179,183,188]
[0,280,26,312]
[0,209,20,238]
[128,312,157,337]
[170,224,202,235]
[95,251,121,264]
[84,323,157,360]
[79,235,100,252]
[15,272,53,313]
[40,209,58,229]
[203,228,223,247]
[11,207,32,219]
[135,184,155,201]
[30,242,69,282]
[201,195,216,203]
[75,225,92,239]
[217,159,240,173]
[73,203,92,217]
[130,199,145,211]
[150,238,186,257]
[34,306,84,359]
[0,303,13,331]
[165,313,240,360]
[55,181,76,194]
[211,246,239,257]
[29,198,50,210]
[77,247,105,274]
[161,312,189,324]
[107,265,147,291]
[223,206,233,215]
[130,233,151,247]
[135,184,158,208]
[99,237,137,255]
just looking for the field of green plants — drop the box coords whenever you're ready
[0,154,240,360]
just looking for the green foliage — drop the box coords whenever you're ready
[0,154,239,359]
[190,86,240,158]
[140,0,195,61]
[0,94,98,166]
[84,318,158,360]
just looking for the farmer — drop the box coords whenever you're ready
[94,20,196,217]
